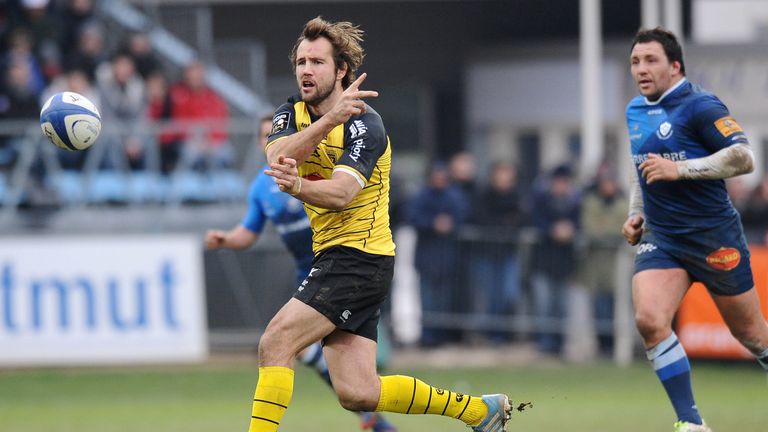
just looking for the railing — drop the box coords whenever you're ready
[0,118,266,211]
[202,223,638,364]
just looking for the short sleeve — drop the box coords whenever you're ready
[265,102,298,151]
[692,95,749,153]
[241,177,266,234]
[337,110,387,182]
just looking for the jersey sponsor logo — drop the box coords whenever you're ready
[637,243,657,255]
[349,138,366,162]
[271,112,291,134]
[646,108,663,115]
[656,121,673,140]
[348,120,368,139]
[705,247,741,271]
[714,116,743,137]
[632,151,687,166]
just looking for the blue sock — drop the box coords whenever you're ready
[757,347,768,371]
[299,342,333,387]
[646,333,702,424]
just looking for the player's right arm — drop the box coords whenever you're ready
[622,167,644,245]
[266,73,378,166]
[206,226,259,250]
[207,174,267,250]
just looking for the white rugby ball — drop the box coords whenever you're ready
[40,91,101,151]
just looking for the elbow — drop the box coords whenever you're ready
[327,189,358,211]
[738,144,755,175]
[327,195,354,211]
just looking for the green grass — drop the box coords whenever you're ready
[0,360,764,431]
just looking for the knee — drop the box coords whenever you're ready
[634,309,668,342]
[257,325,295,365]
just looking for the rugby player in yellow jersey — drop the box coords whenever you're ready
[248,16,513,432]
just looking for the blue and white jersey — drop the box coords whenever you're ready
[626,78,749,236]
[242,165,314,277]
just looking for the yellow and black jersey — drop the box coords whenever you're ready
[265,96,395,257]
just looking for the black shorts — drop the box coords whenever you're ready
[294,246,394,341]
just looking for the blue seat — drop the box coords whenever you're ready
[48,170,86,205]
[168,170,214,203]
[88,171,128,204]
[127,172,165,204]
[209,169,247,201]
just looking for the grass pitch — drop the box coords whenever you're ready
[0,359,763,431]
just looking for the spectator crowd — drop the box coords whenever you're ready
[0,0,234,205]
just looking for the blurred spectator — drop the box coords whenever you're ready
[95,50,147,170]
[7,0,60,81]
[63,20,107,82]
[57,0,96,60]
[146,71,182,174]
[0,58,41,169]
[2,27,46,95]
[169,60,232,171]
[578,170,627,355]
[408,162,468,347]
[0,58,41,117]
[447,150,479,322]
[468,161,527,342]
[449,151,478,198]
[42,67,100,170]
[530,164,581,354]
[123,31,161,79]
[741,176,768,245]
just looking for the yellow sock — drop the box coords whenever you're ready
[249,366,294,432]
[376,375,488,426]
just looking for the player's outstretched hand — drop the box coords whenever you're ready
[325,73,379,126]
[622,214,644,245]
[639,153,680,184]
[265,155,301,195]
[205,230,227,249]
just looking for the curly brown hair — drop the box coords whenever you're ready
[289,16,365,89]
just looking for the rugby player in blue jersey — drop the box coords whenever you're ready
[622,27,768,432]
[205,116,396,432]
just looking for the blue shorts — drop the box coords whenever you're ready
[634,219,753,296]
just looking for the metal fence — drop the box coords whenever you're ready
[202,224,638,364]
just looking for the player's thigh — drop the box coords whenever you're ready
[260,298,336,362]
[712,287,768,350]
[632,268,691,329]
[323,329,381,398]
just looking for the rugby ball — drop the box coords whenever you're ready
[40,91,101,151]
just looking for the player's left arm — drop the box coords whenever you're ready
[640,97,753,184]
[265,110,386,210]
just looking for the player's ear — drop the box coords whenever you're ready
[336,62,348,82]
[671,60,682,76]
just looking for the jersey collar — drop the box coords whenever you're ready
[644,77,687,106]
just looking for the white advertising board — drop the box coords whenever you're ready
[0,235,208,366]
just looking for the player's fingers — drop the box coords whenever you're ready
[347,72,367,90]
[353,90,379,99]
[282,157,297,168]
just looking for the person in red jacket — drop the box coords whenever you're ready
[169,60,233,171]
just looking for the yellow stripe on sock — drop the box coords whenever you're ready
[376,375,487,425]
[249,367,294,432]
